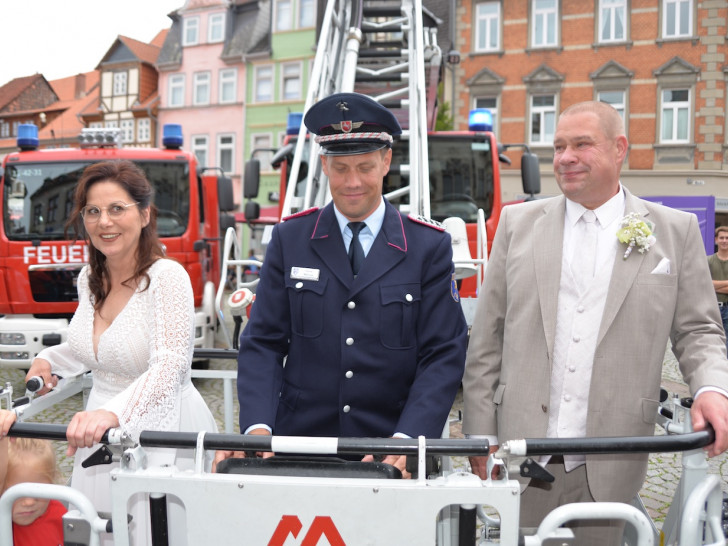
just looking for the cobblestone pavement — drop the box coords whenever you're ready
[2,345,727,533]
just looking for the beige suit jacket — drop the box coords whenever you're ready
[462,188,728,502]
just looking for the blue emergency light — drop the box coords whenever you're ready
[17,124,39,150]
[468,109,493,132]
[162,124,183,149]
[287,112,303,135]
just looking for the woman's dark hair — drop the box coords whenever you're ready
[66,160,163,309]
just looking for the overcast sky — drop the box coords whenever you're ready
[2,0,183,86]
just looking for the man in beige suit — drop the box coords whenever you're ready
[462,100,728,544]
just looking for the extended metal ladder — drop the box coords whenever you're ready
[281,0,442,219]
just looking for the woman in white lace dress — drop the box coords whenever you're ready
[21,160,218,545]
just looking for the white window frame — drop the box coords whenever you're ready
[531,0,558,48]
[598,90,625,119]
[298,0,315,28]
[281,62,302,101]
[193,72,211,106]
[105,120,118,129]
[662,0,692,39]
[208,13,225,43]
[0,121,9,138]
[113,72,127,96]
[529,94,556,145]
[89,121,103,129]
[475,2,500,52]
[598,0,626,43]
[192,135,209,168]
[660,88,690,143]
[252,133,274,172]
[137,118,151,143]
[183,16,200,46]
[254,65,274,103]
[219,69,237,104]
[217,133,236,174]
[169,74,185,107]
[275,0,292,31]
[120,119,134,143]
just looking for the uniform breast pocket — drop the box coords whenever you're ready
[286,276,328,338]
[379,283,421,349]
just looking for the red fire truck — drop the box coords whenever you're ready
[0,124,235,369]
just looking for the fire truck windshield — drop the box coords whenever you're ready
[386,134,495,223]
[3,161,190,241]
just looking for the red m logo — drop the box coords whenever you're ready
[268,515,345,546]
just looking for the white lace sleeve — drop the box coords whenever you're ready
[36,342,88,378]
[102,260,194,442]
[36,267,91,378]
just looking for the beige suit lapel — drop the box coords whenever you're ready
[597,189,650,346]
[534,196,566,360]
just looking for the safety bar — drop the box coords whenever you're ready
[6,423,489,456]
[501,428,714,457]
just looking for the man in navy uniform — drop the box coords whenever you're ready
[216,93,467,475]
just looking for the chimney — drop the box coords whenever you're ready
[75,73,86,99]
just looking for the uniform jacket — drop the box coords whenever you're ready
[238,200,467,439]
[462,188,728,502]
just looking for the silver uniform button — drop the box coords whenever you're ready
[343,405,351,413]
[405,293,413,302]
[346,337,354,345]
[345,370,353,378]
[347,301,356,309]
[295,281,303,289]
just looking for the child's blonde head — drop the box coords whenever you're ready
[6,438,61,486]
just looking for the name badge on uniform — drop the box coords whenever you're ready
[291,267,320,281]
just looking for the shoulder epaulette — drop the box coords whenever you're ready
[407,214,445,231]
[282,207,319,221]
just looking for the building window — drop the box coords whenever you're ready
[105,120,118,128]
[120,119,134,143]
[599,0,626,43]
[0,121,8,138]
[275,0,292,31]
[208,13,225,43]
[661,89,690,143]
[218,134,235,174]
[475,2,500,52]
[281,62,302,101]
[530,95,556,145]
[169,74,185,107]
[219,69,237,104]
[662,0,692,39]
[299,0,315,28]
[194,72,211,105]
[89,122,103,129]
[252,134,274,171]
[474,97,498,130]
[113,72,127,96]
[192,135,209,167]
[47,195,58,224]
[183,16,200,46]
[137,119,150,142]
[598,90,625,119]
[255,65,273,103]
[532,0,558,48]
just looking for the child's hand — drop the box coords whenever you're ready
[66,409,120,457]
[0,409,16,438]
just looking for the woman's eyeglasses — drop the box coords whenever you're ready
[80,202,138,223]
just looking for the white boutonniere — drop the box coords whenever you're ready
[616,213,656,259]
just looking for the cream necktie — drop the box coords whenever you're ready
[571,210,599,292]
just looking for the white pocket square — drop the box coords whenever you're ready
[651,257,671,275]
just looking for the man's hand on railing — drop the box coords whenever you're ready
[691,390,728,457]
